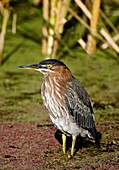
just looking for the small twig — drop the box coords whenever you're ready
[74,0,92,20]
[77,38,86,50]
[12,13,17,34]
[100,28,119,53]
[100,9,118,34]
[101,34,119,49]
[68,7,90,30]
[68,6,104,42]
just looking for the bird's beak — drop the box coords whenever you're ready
[17,64,39,70]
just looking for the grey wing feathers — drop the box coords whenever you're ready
[66,77,95,129]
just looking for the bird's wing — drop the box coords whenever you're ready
[66,77,95,129]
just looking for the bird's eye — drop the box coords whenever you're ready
[47,64,52,69]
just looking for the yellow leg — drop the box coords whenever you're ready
[62,134,66,154]
[71,135,76,156]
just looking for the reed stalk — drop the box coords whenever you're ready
[86,0,101,54]
[47,0,57,58]
[52,0,69,58]
[42,0,49,55]
[0,7,10,64]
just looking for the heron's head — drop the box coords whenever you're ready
[18,59,70,75]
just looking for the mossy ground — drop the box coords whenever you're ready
[0,2,119,169]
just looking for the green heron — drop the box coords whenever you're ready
[18,59,98,157]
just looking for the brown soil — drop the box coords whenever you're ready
[0,122,119,170]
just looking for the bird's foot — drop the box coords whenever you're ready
[68,154,72,159]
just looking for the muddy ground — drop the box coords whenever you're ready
[0,121,118,170]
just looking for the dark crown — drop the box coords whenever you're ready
[39,59,66,67]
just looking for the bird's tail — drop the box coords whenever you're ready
[95,131,102,147]
[88,127,101,147]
